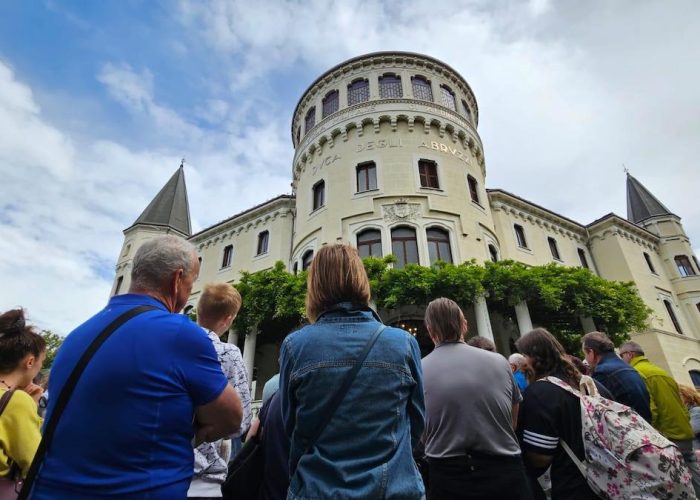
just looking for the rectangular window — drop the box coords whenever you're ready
[356,162,377,192]
[391,227,419,268]
[548,237,561,260]
[467,175,479,204]
[514,224,528,249]
[313,180,325,210]
[257,231,269,256]
[462,99,473,123]
[418,160,439,189]
[440,85,456,111]
[379,75,402,98]
[221,245,233,268]
[675,255,696,277]
[578,248,589,269]
[114,276,123,295]
[348,79,369,105]
[663,299,683,334]
[322,90,339,118]
[644,252,657,274]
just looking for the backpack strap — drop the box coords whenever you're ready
[18,305,157,500]
[560,440,588,477]
[0,389,14,416]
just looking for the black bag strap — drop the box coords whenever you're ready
[19,305,157,499]
[302,323,386,456]
[0,389,14,416]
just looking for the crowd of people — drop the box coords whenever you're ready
[2,234,700,499]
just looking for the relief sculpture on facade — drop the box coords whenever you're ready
[383,198,421,223]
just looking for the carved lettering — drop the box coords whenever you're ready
[367,142,374,150]
[378,139,386,148]
[440,143,448,152]
[431,141,439,150]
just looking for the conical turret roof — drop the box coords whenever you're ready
[131,165,191,236]
[626,173,675,224]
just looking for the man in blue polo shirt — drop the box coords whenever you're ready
[32,235,242,499]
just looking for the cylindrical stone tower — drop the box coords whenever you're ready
[290,51,496,270]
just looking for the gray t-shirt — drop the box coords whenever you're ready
[422,342,522,458]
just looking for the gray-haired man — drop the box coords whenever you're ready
[33,235,242,499]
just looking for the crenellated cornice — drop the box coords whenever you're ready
[292,52,479,143]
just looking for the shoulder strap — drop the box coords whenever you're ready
[302,323,386,455]
[19,305,157,500]
[0,389,14,417]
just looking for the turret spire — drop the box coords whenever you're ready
[626,173,675,224]
[130,164,192,236]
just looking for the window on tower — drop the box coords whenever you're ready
[347,79,369,105]
[114,276,123,296]
[312,180,325,211]
[548,237,561,261]
[427,228,453,264]
[301,250,314,270]
[514,224,528,249]
[305,107,316,134]
[221,245,233,268]
[578,248,589,269]
[643,252,657,274]
[418,160,439,189]
[675,255,696,277]
[356,161,377,192]
[663,299,683,334]
[357,229,382,258]
[462,99,473,123]
[440,85,456,111]
[379,74,403,98]
[411,76,433,101]
[322,90,339,118]
[391,227,419,268]
[256,231,269,256]
[467,175,480,204]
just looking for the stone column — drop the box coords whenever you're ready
[473,296,494,341]
[227,329,239,347]
[580,316,596,333]
[514,301,533,336]
[243,327,258,389]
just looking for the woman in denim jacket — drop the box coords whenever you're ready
[280,244,426,499]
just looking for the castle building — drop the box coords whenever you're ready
[112,52,700,397]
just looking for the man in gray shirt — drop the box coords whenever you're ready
[421,298,532,500]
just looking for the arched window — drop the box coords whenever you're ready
[322,90,339,118]
[347,79,369,105]
[675,255,696,277]
[305,107,316,133]
[690,370,700,387]
[488,244,499,263]
[256,230,269,255]
[357,229,382,258]
[302,250,314,270]
[221,245,233,268]
[427,228,453,264]
[462,99,473,123]
[312,180,325,210]
[379,74,402,98]
[548,237,561,261]
[411,76,433,101]
[440,85,456,111]
[391,227,418,268]
[663,299,683,334]
[514,224,528,249]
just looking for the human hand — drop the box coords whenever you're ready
[20,383,44,404]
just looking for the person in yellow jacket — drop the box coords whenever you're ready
[620,341,700,496]
[0,308,46,483]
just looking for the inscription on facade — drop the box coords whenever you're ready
[419,141,469,164]
[357,138,404,152]
[312,154,341,174]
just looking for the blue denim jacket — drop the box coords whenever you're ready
[280,303,425,499]
[592,352,652,422]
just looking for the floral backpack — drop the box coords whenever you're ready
[546,375,695,500]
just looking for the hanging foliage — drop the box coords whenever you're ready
[231,258,651,352]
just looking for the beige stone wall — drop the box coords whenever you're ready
[290,53,490,266]
[186,198,295,309]
[633,329,700,385]
[488,193,590,270]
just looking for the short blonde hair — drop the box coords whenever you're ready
[679,384,700,407]
[197,283,242,326]
[305,244,371,323]
[424,297,467,343]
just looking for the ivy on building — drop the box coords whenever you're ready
[232,258,651,354]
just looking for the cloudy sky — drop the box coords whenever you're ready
[1,0,699,334]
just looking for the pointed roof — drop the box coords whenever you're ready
[626,173,675,224]
[131,165,191,236]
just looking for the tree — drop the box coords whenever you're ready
[41,330,64,369]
